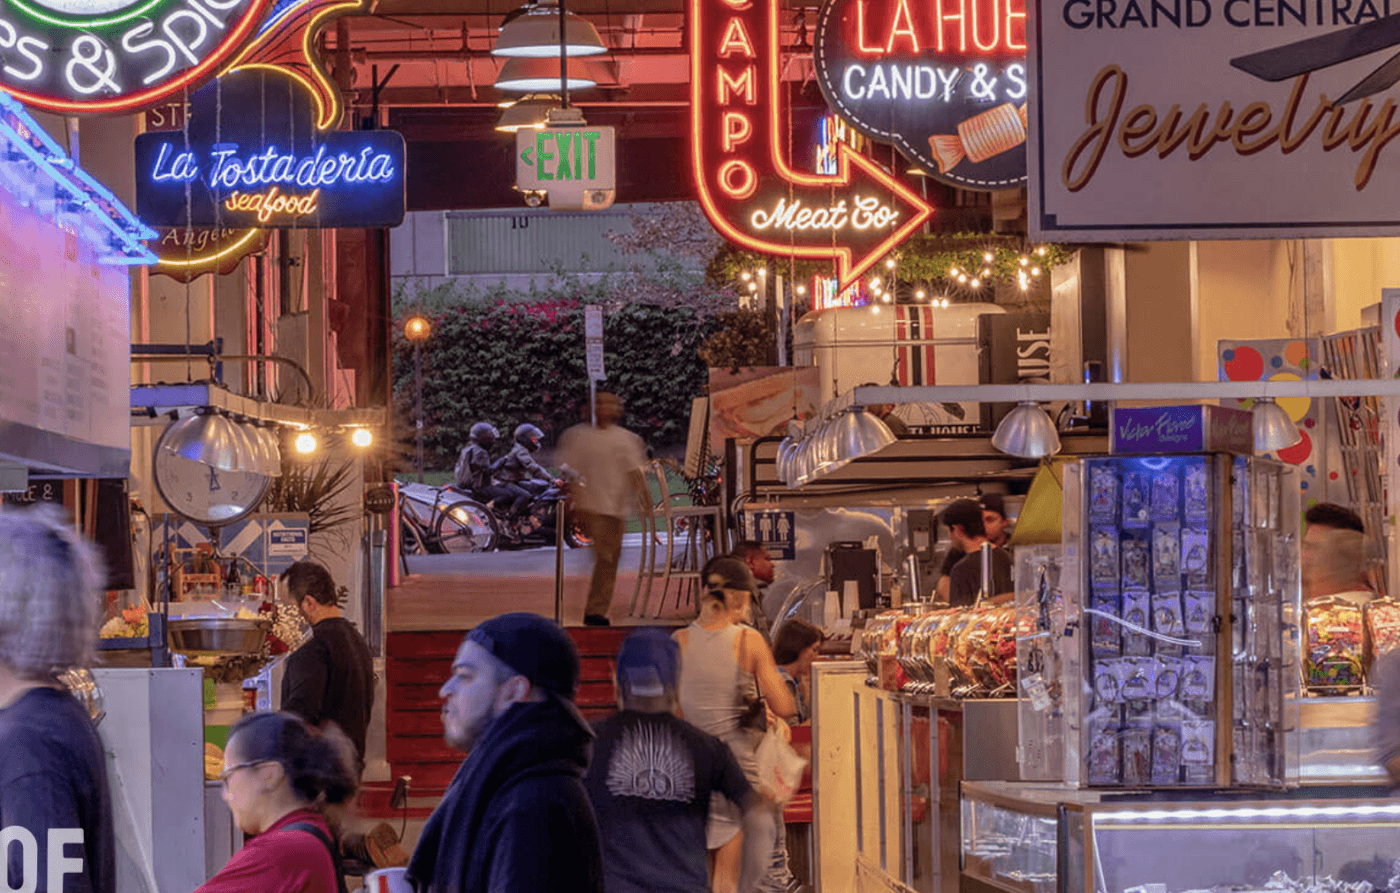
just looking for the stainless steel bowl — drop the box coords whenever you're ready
[168,618,269,655]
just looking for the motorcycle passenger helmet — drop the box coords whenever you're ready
[469,422,499,449]
[514,424,544,452]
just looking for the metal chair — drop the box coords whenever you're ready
[628,460,724,617]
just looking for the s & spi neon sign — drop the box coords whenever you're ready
[0,0,270,114]
[814,0,1029,188]
[134,68,405,228]
[691,0,932,289]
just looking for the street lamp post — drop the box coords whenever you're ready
[404,315,432,483]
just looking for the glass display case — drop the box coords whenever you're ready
[963,781,1400,893]
[1072,453,1301,788]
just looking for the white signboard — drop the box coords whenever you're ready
[1030,2,1400,241]
[0,181,129,475]
[584,306,603,340]
[516,126,616,192]
[586,342,606,380]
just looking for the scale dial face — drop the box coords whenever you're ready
[152,423,272,527]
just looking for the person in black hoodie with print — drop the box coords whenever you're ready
[406,612,604,893]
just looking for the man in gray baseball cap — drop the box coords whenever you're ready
[407,612,604,893]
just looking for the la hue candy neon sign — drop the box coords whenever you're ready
[691,0,932,288]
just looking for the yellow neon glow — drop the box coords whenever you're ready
[226,0,365,130]
[224,186,321,223]
[156,229,262,269]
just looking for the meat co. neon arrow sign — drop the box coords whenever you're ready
[691,0,933,289]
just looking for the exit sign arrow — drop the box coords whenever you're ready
[517,126,616,191]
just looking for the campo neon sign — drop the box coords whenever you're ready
[691,0,933,289]
[134,68,405,228]
[814,0,1029,188]
[0,0,270,115]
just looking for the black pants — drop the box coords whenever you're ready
[478,483,530,519]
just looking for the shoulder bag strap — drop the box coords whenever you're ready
[285,821,350,893]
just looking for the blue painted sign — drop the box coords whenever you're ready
[747,510,796,561]
[1111,405,1253,455]
[134,68,405,229]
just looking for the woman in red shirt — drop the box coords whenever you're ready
[198,711,358,893]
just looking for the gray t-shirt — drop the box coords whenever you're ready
[0,687,114,893]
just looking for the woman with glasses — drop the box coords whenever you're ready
[197,711,358,893]
[675,556,797,893]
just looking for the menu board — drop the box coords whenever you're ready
[0,181,131,474]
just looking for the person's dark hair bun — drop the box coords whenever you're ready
[228,712,358,807]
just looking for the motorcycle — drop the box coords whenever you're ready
[481,479,592,550]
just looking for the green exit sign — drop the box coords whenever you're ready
[516,126,616,192]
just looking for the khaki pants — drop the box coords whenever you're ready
[582,511,625,618]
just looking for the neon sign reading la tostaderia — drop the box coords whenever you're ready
[150,142,397,190]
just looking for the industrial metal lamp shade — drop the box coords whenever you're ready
[494,57,601,92]
[160,412,251,473]
[494,5,607,57]
[495,94,560,132]
[991,402,1062,459]
[1253,397,1302,453]
[835,409,897,461]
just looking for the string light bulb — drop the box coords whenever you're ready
[351,428,373,448]
[915,289,926,299]
[970,278,981,288]
[1032,266,1042,276]
[882,293,892,303]
[958,274,967,283]
[1020,256,1030,266]
[294,431,318,455]
[1036,246,1047,256]
[869,277,880,289]
[741,271,751,281]
[983,252,994,262]
[885,258,896,269]
[796,284,807,296]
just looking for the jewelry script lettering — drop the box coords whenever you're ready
[1062,65,1400,191]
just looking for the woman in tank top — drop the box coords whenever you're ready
[675,556,797,893]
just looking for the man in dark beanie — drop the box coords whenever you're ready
[406,612,604,893]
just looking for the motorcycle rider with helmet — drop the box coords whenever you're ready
[454,422,531,537]
[495,424,556,496]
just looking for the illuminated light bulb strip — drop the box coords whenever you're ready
[1092,804,1400,823]
[0,92,153,262]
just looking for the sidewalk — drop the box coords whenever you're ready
[391,543,696,630]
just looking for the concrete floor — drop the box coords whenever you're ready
[392,541,701,630]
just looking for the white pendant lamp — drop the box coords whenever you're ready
[991,401,1062,459]
[494,3,607,57]
[495,93,560,131]
[1252,397,1302,453]
[494,57,602,92]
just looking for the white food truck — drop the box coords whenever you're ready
[793,302,1015,433]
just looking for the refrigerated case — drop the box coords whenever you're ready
[1067,453,1302,788]
[962,780,1400,893]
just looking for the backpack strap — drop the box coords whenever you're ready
[285,821,350,893]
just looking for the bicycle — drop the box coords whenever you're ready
[398,483,500,554]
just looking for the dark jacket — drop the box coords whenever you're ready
[281,616,375,768]
[406,698,604,893]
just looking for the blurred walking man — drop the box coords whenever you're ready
[558,392,649,626]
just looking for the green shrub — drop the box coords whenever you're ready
[392,274,755,471]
